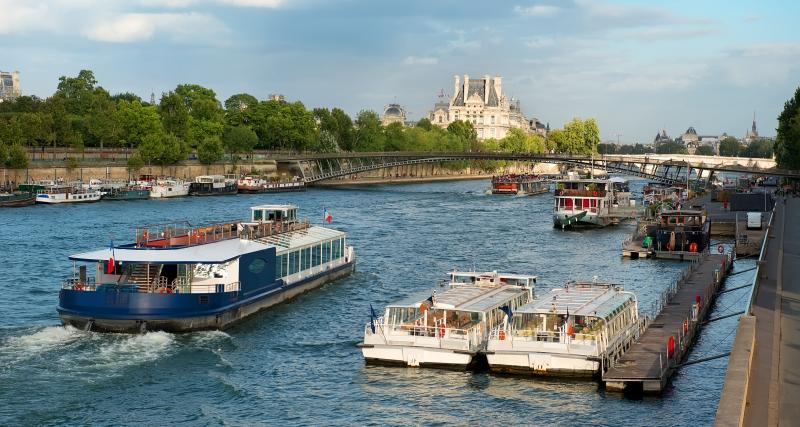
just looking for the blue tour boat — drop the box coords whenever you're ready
[58,204,356,333]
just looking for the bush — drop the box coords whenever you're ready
[6,144,29,169]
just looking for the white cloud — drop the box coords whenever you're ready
[403,56,438,65]
[138,0,284,7]
[524,36,555,48]
[217,0,284,6]
[0,1,58,34]
[622,26,718,41]
[85,12,227,43]
[514,4,560,17]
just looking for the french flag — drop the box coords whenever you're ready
[324,208,333,224]
[107,240,115,274]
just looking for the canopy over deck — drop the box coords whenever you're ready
[69,238,272,264]
[450,271,538,282]
[255,225,345,253]
[387,285,528,313]
[517,282,635,319]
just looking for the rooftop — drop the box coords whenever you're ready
[517,282,635,319]
[387,284,529,313]
[70,238,272,264]
[255,225,345,253]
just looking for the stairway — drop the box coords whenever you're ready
[127,264,162,291]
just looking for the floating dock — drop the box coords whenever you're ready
[603,253,732,393]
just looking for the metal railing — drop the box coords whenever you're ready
[746,206,777,314]
[62,277,97,291]
[364,321,480,351]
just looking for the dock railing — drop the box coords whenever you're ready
[745,206,776,315]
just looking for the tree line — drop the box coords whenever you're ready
[0,69,602,170]
[599,136,774,158]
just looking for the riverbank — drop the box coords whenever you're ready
[313,173,494,186]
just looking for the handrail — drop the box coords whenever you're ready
[746,206,777,315]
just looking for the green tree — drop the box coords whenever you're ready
[695,145,715,156]
[582,118,601,153]
[775,87,800,169]
[331,108,354,151]
[117,100,163,148]
[159,91,191,140]
[43,94,71,147]
[197,137,225,164]
[222,125,258,160]
[742,138,774,158]
[597,143,617,154]
[656,140,689,154]
[253,100,316,150]
[446,120,477,151]
[56,70,97,115]
[112,92,142,103]
[353,110,385,151]
[384,122,407,151]
[6,144,29,169]
[719,136,741,157]
[416,118,433,131]
[0,144,7,165]
[86,88,119,149]
[224,93,259,127]
[127,153,145,172]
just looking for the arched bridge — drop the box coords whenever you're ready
[273,152,797,185]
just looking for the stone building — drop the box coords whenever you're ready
[0,71,21,102]
[381,103,406,126]
[744,113,758,144]
[429,74,542,140]
[653,129,671,148]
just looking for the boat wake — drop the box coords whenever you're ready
[1,325,84,364]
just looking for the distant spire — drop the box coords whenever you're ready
[752,110,757,135]
[150,91,155,105]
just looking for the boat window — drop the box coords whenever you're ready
[301,247,312,270]
[253,210,263,221]
[248,258,267,274]
[322,241,331,263]
[276,254,286,277]
[288,251,300,275]
[312,244,321,267]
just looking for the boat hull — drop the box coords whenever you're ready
[102,189,151,201]
[58,260,355,333]
[0,194,36,207]
[486,351,599,377]
[36,193,102,204]
[553,212,611,228]
[360,344,475,369]
[189,183,238,196]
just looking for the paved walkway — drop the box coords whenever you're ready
[741,196,800,426]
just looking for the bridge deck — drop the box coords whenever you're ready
[604,253,730,393]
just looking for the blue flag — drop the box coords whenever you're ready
[369,304,377,333]
[500,305,513,320]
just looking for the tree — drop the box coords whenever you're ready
[695,145,715,156]
[499,128,545,153]
[224,93,259,127]
[353,110,385,151]
[56,70,97,115]
[384,122,407,151]
[775,86,800,169]
[719,136,741,157]
[112,92,142,103]
[86,88,119,149]
[416,118,433,131]
[597,143,617,154]
[6,144,29,169]
[197,137,225,164]
[656,140,689,154]
[117,100,163,148]
[742,138,774,158]
[222,125,258,160]
[582,118,601,154]
[127,154,145,172]
[137,132,185,166]
[0,144,7,166]
[331,108,354,150]
[159,91,191,140]
[252,100,316,150]
[446,120,477,151]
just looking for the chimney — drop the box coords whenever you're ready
[464,74,470,101]
[484,75,490,104]
[453,75,460,103]
[494,76,502,99]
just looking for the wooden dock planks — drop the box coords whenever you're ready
[604,253,730,393]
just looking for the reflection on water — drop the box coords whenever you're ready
[0,179,752,425]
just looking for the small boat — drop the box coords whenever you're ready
[486,281,641,377]
[650,209,711,260]
[553,178,633,228]
[490,174,549,196]
[0,191,36,207]
[238,176,306,193]
[359,271,536,369]
[189,175,238,196]
[150,178,190,199]
[102,186,151,201]
[36,186,103,204]
[58,204,356,333]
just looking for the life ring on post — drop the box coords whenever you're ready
[143,229,149,241]
[439,323,446,338]
[74,283,85,291]
[499,330,506,340]
[158,286,172,294]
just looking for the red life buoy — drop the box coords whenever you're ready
[74,283,85,291]
[143,230,149,240]
[158,287,172,294]
[499,330,506,340]
[667,336,676,358]
[439,323,445,338]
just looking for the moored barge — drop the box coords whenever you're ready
[0,191,36,207]
[490,174,549,196]
[58,204,356,332]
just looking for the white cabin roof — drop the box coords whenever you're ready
[388,285,528,313]
[69,238,272,264]
[250,204,298,211]
[450,271,538,282]
[516,282,635,319]
[255,225,345,253]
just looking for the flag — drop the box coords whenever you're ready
[324,208,333,223]
[107,240,115,274]
[369,304,377,334]
[500,305,513,321]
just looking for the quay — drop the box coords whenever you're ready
[603,252,732,393]
[716,196,799,426]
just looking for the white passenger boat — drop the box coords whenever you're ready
[485,281,640,377]
[553,178,632,228]
[359,271,536,369]
[36,185,103,204]
[150,178,190,198]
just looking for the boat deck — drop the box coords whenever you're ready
[603,253,731,393]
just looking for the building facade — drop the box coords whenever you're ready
[0,71,21,102]
[429,74,543,140]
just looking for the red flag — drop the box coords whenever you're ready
[107,240,115,274]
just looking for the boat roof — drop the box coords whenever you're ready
[450,271,538,281]
[516,282,635,319]
[255,225,345,253]
[556,178,612,184]
[387,285,528,313]
[250,204,298,211]
[69,238,272,264]
[661,209,705,215]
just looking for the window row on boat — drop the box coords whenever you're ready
[275,237,347,278]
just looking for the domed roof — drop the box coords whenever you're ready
[685,126,697,135]
[385,106,402,116]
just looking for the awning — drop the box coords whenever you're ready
[69,238,273,264]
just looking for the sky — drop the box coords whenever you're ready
[2,0,799,144]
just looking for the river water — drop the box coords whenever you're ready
[0,179,754,426]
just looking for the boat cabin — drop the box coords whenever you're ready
[251,204,298,223]
[653,209,710,253]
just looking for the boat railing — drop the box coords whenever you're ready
[62,276,97,291]
[491,328,599,345]
[366,321,476,348]
[555,189,607,197]
[136,218,311,247]
[239,219,310,241]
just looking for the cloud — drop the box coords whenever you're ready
[403,56,438,65]
[85,12,227,43]
[621,26,718,41]
[513,4,560,17]
[138,0,285,7]
[524,36,555,48]
[0,1,58,34]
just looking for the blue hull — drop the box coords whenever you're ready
[58,261,355,333]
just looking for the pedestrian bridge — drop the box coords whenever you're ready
[271,151,794,184]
